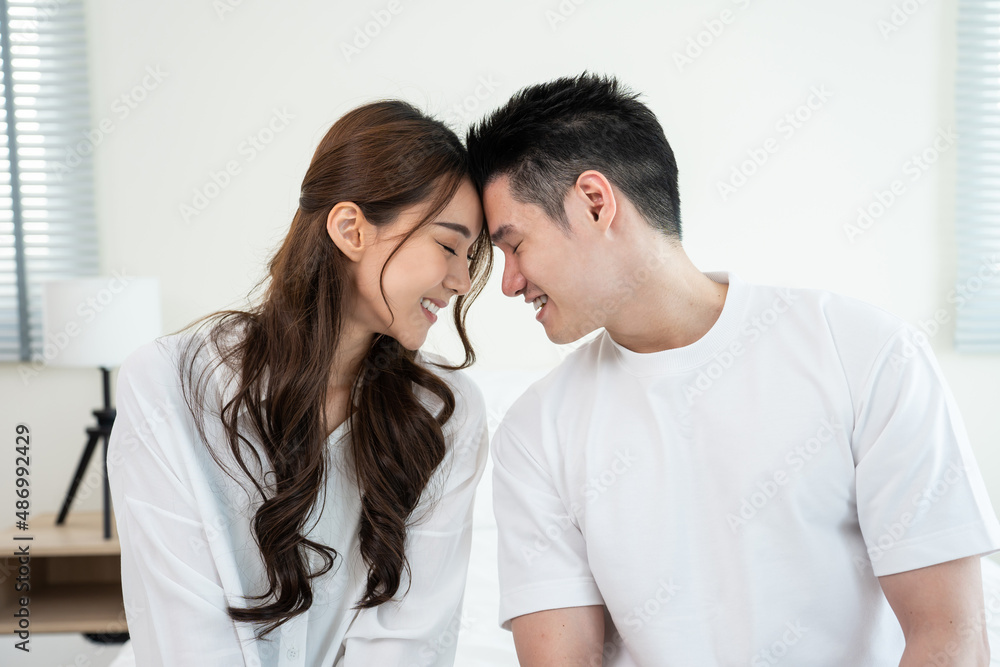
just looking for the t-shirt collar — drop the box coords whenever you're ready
[606,271,749,375]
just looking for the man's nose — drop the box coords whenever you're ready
[501,255,525,298]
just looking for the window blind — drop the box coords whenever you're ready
[0,0,98,363]
[956,0,1000,352]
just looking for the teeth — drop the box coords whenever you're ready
[420,298,440,314]
[532,295,548,311]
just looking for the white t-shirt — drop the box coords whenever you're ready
[492,271,1000,665]
[108,331,489,667]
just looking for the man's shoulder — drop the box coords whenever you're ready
[744,278,910,347]
[740,278,921,395]
[497,333,608,435]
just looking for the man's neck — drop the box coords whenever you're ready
[604,249,729,354]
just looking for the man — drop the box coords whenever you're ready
[467,73,1000,666]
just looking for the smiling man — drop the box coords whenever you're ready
[467,73,1000,666]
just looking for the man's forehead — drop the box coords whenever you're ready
[483,175,520,242]
[482,174,515,207]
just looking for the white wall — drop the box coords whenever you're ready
[2,0,998,662]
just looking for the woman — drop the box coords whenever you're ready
[107,100,494,666]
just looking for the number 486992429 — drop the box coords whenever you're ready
[15,424,29,526]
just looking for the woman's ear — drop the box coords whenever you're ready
[327,202,373,262]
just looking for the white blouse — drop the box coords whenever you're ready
[107,332,489,667]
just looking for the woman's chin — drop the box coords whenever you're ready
[394,331,426,352]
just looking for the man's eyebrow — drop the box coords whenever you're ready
[490,223,514,246]
[434,222,471,239]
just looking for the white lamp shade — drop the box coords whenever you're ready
[42,276,162,368]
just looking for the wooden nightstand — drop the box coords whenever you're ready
[0,511,127,635]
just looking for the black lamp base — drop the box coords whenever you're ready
[55,367,116,539]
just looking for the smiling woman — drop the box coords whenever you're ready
[105,100,495,667]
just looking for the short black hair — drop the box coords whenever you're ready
[466,72,681,240]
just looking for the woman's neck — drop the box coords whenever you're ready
[329,317,376,390]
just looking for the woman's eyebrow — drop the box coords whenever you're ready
[434,222,471,238]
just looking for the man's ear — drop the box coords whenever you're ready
[327,202,373,262]
[572,170,617,232]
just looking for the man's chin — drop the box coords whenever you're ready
[543,322,596,346]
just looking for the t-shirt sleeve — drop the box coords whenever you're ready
[337,371,489,667]
[491,419,604,631]
[853,324,1000,577]
[108,340,258,667]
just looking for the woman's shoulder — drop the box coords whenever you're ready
[415,349,485,405]
[413,350,488,435]
[117,327,243,416]
[410,351,490,515]
[118,333,189,390]
[120,328,217,378]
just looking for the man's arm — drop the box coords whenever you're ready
[492,417,609,662]
[511,605,606,667]
[878,556,989,667]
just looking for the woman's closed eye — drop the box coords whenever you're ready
[439,242,474,262]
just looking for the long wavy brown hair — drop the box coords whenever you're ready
[172,100,493,638]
